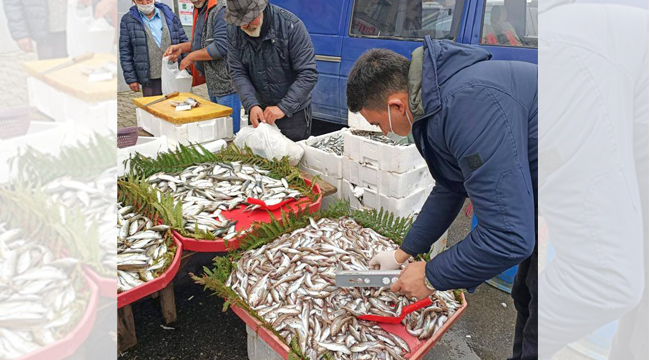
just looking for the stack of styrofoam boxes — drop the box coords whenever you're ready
[27,77,117,138]
[117,136,169,177]
[297,130,346,210]
[136,108,233,149]
[341,126,434,219]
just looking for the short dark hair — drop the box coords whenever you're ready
[347,49,410,113]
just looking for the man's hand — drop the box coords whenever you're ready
[249,106,265,128]
[16,38,33,52]
[179,54,194,71]
[391,262,435,300]
[128,82,140,92]
[263,106,285,125]
[164,44,183,62]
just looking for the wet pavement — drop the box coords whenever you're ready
[117,201,520,360]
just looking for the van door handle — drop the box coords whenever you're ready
[315,55,342,63]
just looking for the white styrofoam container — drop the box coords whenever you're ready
[0,121,74,182]
[301,166,343,199]
[246,325,283,360]
[343,129,425,174]
[117,136,169,176]
[343,160,434,199]
[297,130,346,178]
[28,77,67,121]
[342,179,434,218]
[136,108,233,148]
[348,111,381,132]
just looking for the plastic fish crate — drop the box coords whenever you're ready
[343,160,434,199]
[117,236,183,308]
[18,274,98,360]
[347,110,382,132]
[297,129,346,178]
[136,108,233,148]
[27,77,68,122]
[172,180,322,252]
[117,136,169,177]
[342,179,434,218]
[343,129,426,174]
[233,292,467,360]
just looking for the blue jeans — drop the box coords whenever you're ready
[211,93,241,134]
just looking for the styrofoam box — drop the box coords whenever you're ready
[348,111,381,132]
[297,130,346,178]
[117,136,169,176]
[136,108,233,148]
[342,179,434,218]
[246,325,283,360]
[343,160,434,199]
[301,166,343,199]
[28,77,68,121]
[343,129,426,174]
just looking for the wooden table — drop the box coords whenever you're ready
[22,53,116,103]
[300,169,337,197]
[133,93,232,125]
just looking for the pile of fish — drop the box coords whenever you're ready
[351,130,408,146]
[0,224,87,359]
[310,133,344,156]
[117,203,173,293]
[46,167,117,275]
[147,162,302,239]
[227,217,461,360]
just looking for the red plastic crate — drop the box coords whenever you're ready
[17,274,99,360]
[84,265,117,298]
[173,179,323,252]
[233,292,467,360]
[117,236,183,308]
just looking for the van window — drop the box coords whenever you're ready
[480,0,538,48]
[350,0,464,41]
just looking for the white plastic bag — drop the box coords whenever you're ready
[66,3,114,57]
[161,57,193,95]
[234,123,304,165]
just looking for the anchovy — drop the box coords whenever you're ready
[310,133,344,155]
[350,130,409,146]
[227,217,461,359]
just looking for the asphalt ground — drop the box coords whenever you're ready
[117,201,519,360]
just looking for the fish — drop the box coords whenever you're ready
[146,162,303,239]
[227,217,461,360]
[310,133,344,155]
[350,130,409,146]
[117,203,174,293]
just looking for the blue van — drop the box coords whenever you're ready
[271,0,538,124]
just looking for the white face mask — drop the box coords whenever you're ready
[387,103,413,137]
[242,13,263,37]
[137,2,155,14]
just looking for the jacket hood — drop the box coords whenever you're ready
[409,37,491,121]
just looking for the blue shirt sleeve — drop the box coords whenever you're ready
[205,7,227,60]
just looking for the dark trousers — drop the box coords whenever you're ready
[142,79,162,97]
[36,32,67,60]
[509,245,538,360]
[269,105,312,142]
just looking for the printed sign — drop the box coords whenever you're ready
[178,0,194,26]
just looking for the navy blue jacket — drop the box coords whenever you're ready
[402,37,538,291]
[227,4,318,117]
[119,3,188,86]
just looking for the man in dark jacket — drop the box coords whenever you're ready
[119,0,188,96]
[3,0,67,59]
[163,0,241,134]
[350,38,537,360]
[224,0,318,141]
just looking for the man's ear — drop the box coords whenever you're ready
[387,97,406,114]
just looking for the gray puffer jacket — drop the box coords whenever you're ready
[3,0,49,41]
[227,4,318,117]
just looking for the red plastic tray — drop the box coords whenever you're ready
[84,265,117,298]
[117,236,183,309]
[18,273,99,360]
[173,179,322,252]
[232,292,467,360]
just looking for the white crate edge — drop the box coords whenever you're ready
[117,136,169,176]
[301,166,344,199]
[342,129,425,174]
[246,325,283,360]
[136,108,233,148]
[343,159,434,199]
[298,130,346,178]
[347,111,381,132]
[342,179,433,218]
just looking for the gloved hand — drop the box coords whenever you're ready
[369,250,403,270]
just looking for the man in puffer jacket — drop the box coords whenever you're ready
[3,0,68,59]
[348,39,538,360]
[119,0,188,96]
[163,0,241,134]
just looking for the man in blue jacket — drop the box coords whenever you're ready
[349,38,537,360]
[224,0,318,141]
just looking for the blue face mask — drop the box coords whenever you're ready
[387,104,413,145]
